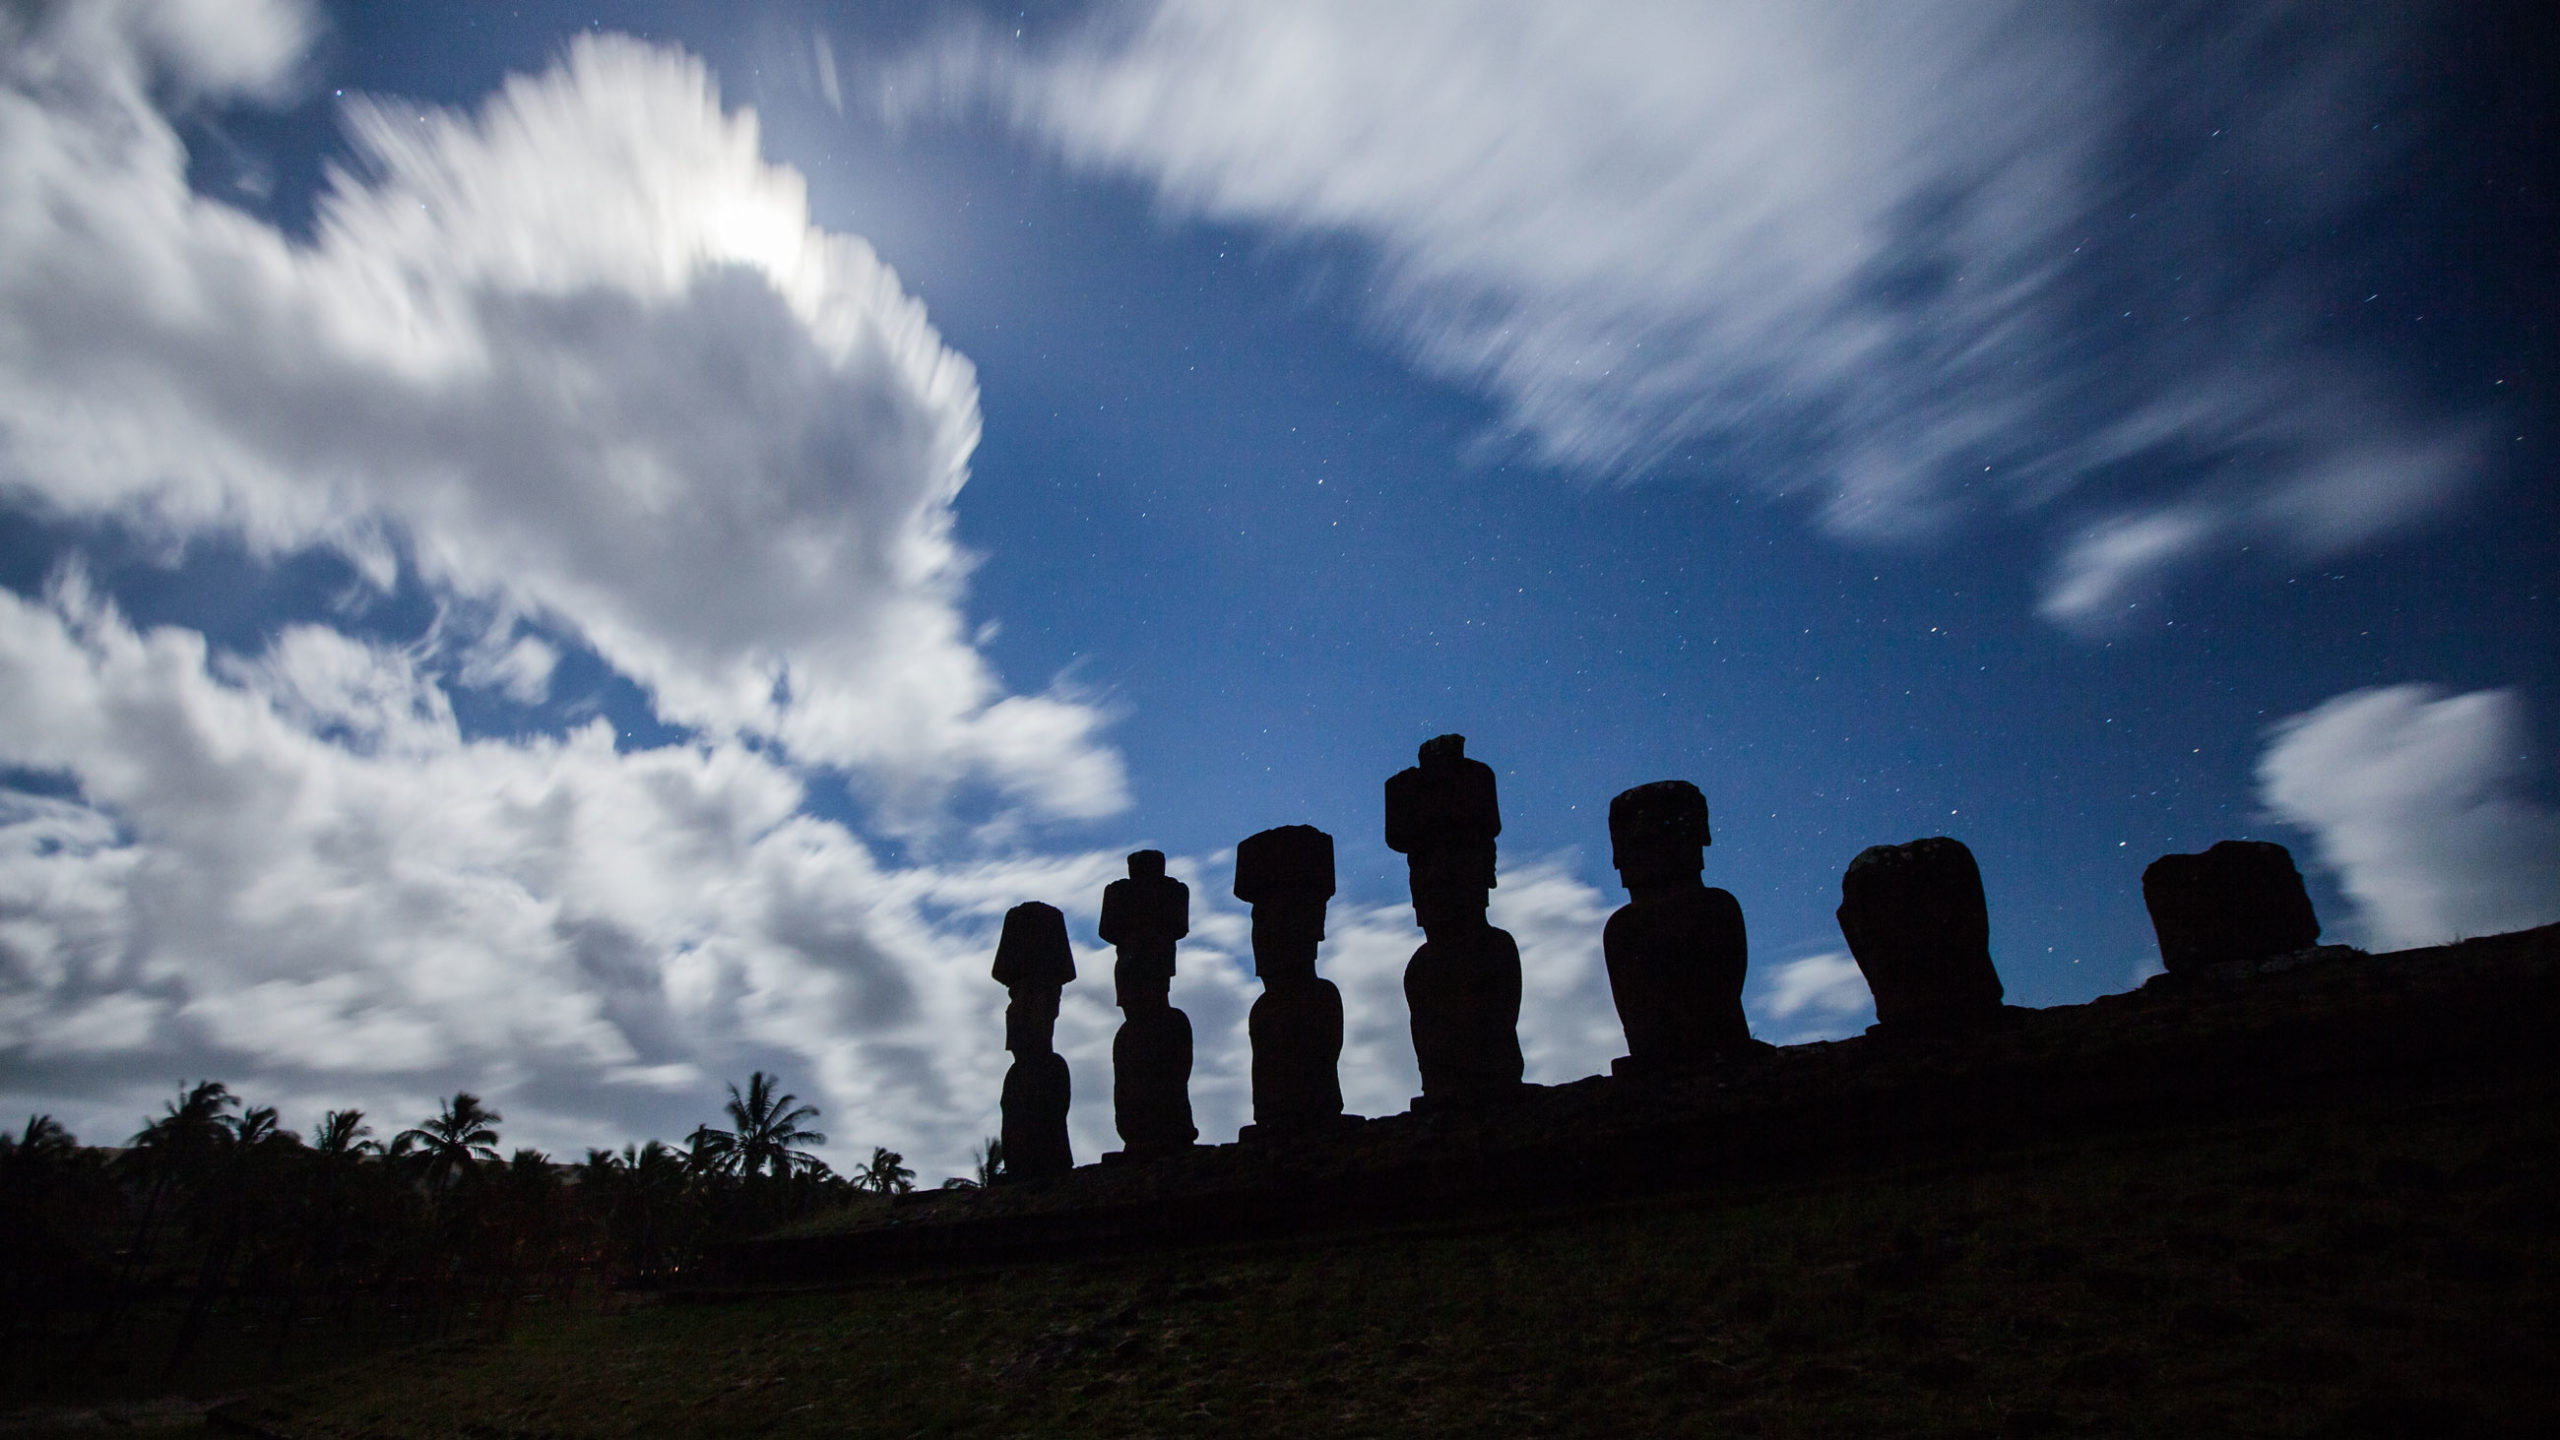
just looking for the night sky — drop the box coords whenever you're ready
[2,0,2552,1178]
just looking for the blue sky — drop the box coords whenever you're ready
[1,0,2552,1178]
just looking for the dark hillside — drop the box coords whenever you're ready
[211,927,2560,1438]
[700,926,2559,1286]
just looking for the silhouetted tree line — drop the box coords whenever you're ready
[0,1072,920,1384]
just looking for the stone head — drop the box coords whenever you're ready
[1004,984,1061,1055]
[1114,964,1173,1014]
[1407,843,1495,934]
[1610,779,1710,893]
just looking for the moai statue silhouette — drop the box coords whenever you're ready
[1100,850,1197,1159]
[2142,839,2321,973]
[1235,825,1349,1138]
[991,900,1076,1179]
[1835,837,2007,1038]
[1386,734,1524,1108]
[1603,780,1753,1078]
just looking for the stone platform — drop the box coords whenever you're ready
[689,925,2560,1292]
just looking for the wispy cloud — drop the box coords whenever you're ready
[2259,685,2560,950]
[1747,950,1874,1044]
[932,0,2478,626]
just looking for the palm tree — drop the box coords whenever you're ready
[119,1081,241,1277]
[312,1109,378,1159]
[680,1123,735,1180]
[5,1113,75,1157]
[165,1096,301,1378]
[855,1147,916,1195]
[717,1072,825,1183]
[230,1104,298,1150]
[611,1140,688,1279]
[395,1093,502,1191]
[130,1080,238,1165]
[973,1136,1005,1188]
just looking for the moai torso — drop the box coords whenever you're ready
[1403,916,1524,1098]
[1102,850,1198,1157]
[1835,837,2005,1037]
[2141,840,2320,973]
[1603,780,1752,1075]
[1248,965,1345,1129]
[1388,735,1525,1106]
[992,901,1076,1179]
[1000,1048,1073,1178]
[1236,826,1349,1136]
[1112,1002,1196,1153]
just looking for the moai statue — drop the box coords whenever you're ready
[1235,825,1349,1138]
[992,900,1076,1179]
[2142,839,2321,973]
[1603,780,1753,1078]
[1386,734,1524,1108]
[1835,837,2007,1038]
[1100,850,1197,1159]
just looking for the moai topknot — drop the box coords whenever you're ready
[1835,837,2007,1038]
[992,900,1076,1179]
[1100,850,1197,1159]
[1387,735,1524,1107]
[2141,840,2321,973]
[1235,825,1349,1137]
[1603,780,1753,1077]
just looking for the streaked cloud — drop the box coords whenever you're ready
[1747,950,1874,1044]
[933,0,2479,626]
[2259,685,2560,951]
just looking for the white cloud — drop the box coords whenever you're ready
[2038,506,2220,626]
[2259,684,2560,951]
[939,0,2476,625]
[0,1,1123,818]
[0,579,1105,1176]
[1747,950,1874,1044]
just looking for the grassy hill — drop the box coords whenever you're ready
[217,1034,2556,1434]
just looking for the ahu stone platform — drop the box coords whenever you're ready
[690,924,2560,1293]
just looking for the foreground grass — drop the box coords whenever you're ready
[228,1081,2557,1439]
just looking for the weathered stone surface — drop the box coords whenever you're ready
[1249,971,1347,1133]
[998,1049,1073,1180]
[1385,735,1525,1106]
[1405,919,1525,1104]
[1603,885,1751,1069]
[992,900,1076,990]
[994,899,1075,1179]
[1609,778,1713,865]
[1836,837,2006,1036]
[1102,851,1199,1161]
[1234,825,1336,906]
[1237,825,1348,1135]
[1003,983,1060,1058]
[1604,780,1753,1076]
[1100,850,1189,985]
[2142,840,2321,973]
[1384,732,1501,864]
[1111,985,1197,1158]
